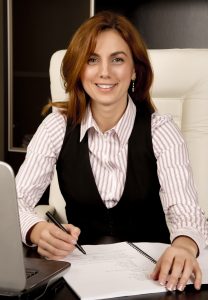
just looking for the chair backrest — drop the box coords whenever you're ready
[49,49,208,219]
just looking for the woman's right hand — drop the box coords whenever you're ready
[28,221,81,259]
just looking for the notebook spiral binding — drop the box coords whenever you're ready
[127,242,157,264]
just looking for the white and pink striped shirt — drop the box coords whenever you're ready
[16,98,208,251]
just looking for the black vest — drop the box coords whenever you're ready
[56,109,170,245]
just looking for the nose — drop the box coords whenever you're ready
[99,61,110,78]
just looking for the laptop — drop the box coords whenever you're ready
[0,161,70,297]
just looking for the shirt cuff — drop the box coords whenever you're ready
[170,227,207,255]
[20,214,47,246]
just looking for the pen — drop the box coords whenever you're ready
[46,211,86,255]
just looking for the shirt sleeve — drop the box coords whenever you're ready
[16,112,66,245]
[151,113,208,253]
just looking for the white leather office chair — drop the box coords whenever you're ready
[35,49,208,222]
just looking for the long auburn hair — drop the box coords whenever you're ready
[43,11,155,125]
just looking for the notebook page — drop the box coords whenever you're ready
[62,242,167,300]
[62,242,208,300]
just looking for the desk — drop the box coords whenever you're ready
[44,281,208,300]
[24,240,208,300]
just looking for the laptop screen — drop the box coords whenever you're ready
[0,161,70,296]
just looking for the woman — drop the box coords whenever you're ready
[16,11,208,292]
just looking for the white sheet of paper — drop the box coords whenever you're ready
[62,242,208,300]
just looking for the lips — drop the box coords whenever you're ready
[96,84,115,89]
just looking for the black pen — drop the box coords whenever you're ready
[46,211,86,255]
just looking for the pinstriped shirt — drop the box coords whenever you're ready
[16,98,208,251]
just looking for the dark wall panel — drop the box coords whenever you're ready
[95,0,208,48]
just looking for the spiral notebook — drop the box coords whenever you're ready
[61,241,208,300]
[62,241,168,299]
[127,241,157,264]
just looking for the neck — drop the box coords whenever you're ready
[91,101,128,133]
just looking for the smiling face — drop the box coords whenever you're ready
[81,29,136,112]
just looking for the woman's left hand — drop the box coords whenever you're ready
[150,236,202,292]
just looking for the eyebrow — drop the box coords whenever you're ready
[92,51,128,57]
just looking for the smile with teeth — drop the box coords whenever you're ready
[96,84,116,89]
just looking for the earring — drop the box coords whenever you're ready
[132,80,135,93]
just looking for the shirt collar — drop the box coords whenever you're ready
[80,105,95,141]
[80,96,136,146]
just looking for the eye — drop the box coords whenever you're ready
[87,56,99,65]
[112,57,124,63]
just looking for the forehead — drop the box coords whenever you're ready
[94,29,132,55]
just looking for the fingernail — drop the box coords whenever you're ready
[71,239,77,245]
[178,285,184,291]
[167,284,174,291]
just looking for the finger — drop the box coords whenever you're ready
[46,232,77,252]
[64,224,81,239]
[38,225,77,255]
[157,256,175,287]
[38,246,70,260]
[193,265,202,290]
[166,257,185,291]
[38,238,76,259]
[42,226,78,250]
[49,224,78,245]
[150,259,161,280]
[177,258,201,291]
